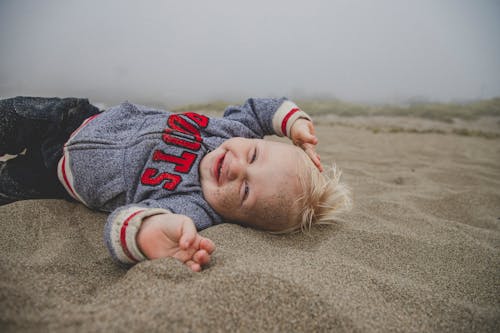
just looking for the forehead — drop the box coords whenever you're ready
[260,140,299,171]
[251,141,304,212]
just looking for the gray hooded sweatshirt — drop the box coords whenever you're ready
[57,98,310,265]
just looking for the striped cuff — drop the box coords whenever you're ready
[108,206,171,265]
[272,100,312,138]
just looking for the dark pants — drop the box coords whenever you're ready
[0,97,101,205]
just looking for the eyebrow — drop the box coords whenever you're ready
[255,140,265,164]
[255,141,261,163]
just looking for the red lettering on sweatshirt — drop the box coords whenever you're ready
[162,132,201,150]
[167,114,202,142]
[162,113,209,150]
[153,150,196,174]
[184,112,209,127]
[141,168,181,191]
[141,112,209,191]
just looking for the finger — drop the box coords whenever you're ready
[307,134,319,145]
[193,249,211,266]
[311,153,324,172]
[199,237,216,254]
[305,122,318,144]
[316,160,324,172]
[309,153,323,171]
[179,218,197,250]
[185,260,201,272]
[304,145,323,171]
[173,247,196,263]
[301,142,317,154]
[295,131,318,146]
[307,122,318,139]
[299,136,318,146]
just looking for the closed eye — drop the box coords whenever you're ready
[243,181,250,202]
[250,146,258,164]
[242,145,257,204]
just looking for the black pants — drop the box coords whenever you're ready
[0,97,101,205]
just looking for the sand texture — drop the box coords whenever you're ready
[1,117,499,332]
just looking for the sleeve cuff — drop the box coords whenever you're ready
[272,100,312,138]
[108,206,171,264]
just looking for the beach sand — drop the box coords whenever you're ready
[1,116,499,332]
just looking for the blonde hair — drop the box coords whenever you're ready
[275,155,352,234]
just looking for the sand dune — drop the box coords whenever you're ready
[1,117,499,332]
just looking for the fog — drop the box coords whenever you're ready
[1,0,499,107]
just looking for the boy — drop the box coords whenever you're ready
[0,96,350,272]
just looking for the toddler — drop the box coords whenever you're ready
[0,96,350,271]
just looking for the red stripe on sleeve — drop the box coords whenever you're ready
[120,210,145,262]
[281,108,300,136]
[61,156,78,199]
[69,113,100,138]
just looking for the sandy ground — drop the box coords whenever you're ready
[1,117,499,332]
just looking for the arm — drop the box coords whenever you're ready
[224,98,323,171]
[104,204,215,271]
[223,98,311,138]
[137,213,215,272]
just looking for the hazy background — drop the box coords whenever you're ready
[1,0,499,107]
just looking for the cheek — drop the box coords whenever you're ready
[210,187,239,213]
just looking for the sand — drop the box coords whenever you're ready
[1,116,499,332]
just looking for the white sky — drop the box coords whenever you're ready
[1,0,499,106]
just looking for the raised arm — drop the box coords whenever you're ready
[223,98,310,138]
[224,98,323,171]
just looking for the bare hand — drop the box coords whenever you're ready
[290,118,323,172]
[136,213,215,272]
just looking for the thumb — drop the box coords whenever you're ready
[178,218,197,250]
[295,132,318,147]
[305,121,318,144]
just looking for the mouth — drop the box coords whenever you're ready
[214,151,226,184]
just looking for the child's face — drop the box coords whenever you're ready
[199,138,303,231]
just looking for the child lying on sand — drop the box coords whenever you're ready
[0,97,350,271]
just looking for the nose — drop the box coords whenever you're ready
[227,154,246,181]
